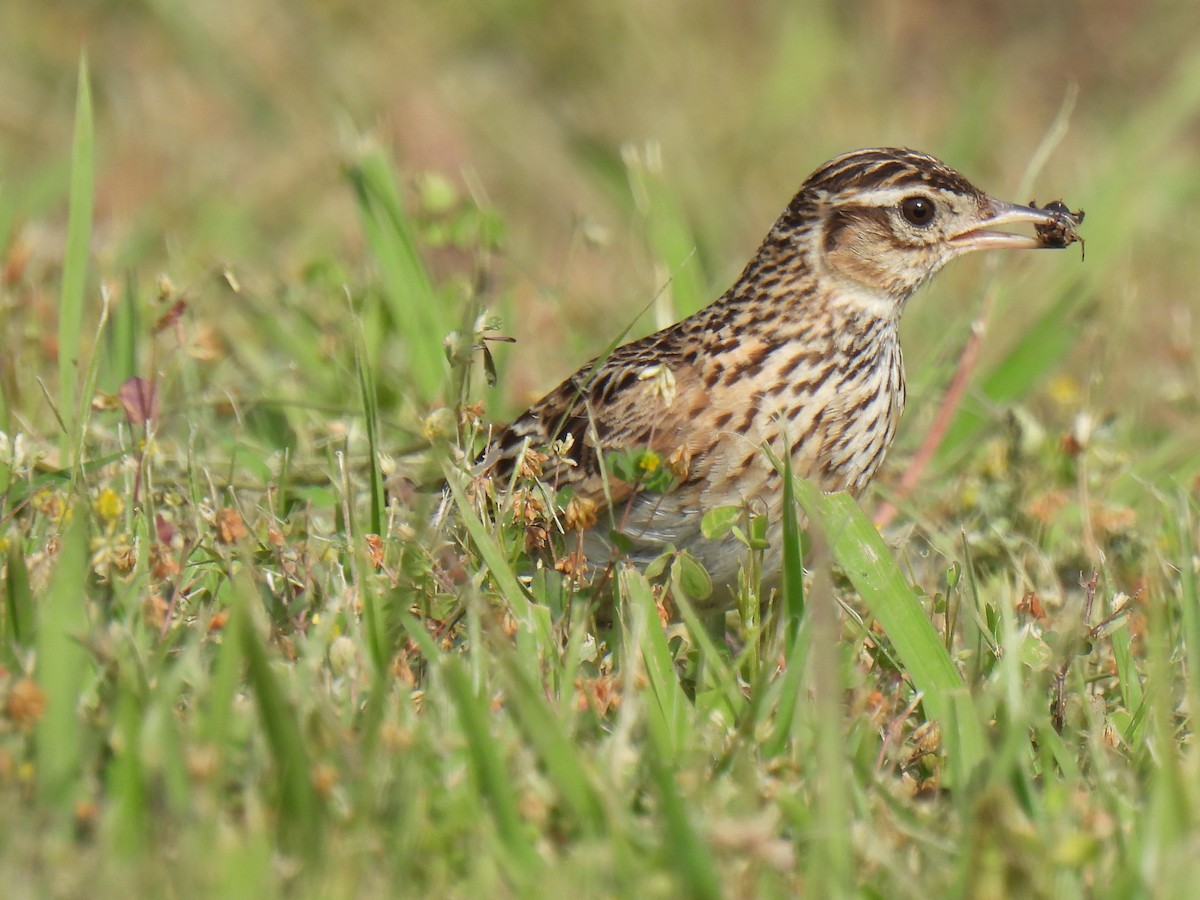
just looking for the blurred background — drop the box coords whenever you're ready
[2,0,1199,483]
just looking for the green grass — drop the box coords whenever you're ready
[2,2,1200,896]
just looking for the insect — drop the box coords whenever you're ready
[1029,199,1086,258]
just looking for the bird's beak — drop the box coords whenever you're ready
[949,198,1074,252]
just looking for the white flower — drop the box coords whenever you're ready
[638,364,677,408]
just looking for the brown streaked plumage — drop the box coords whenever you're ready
[483,148,1081,600]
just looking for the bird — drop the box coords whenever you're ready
[477,147,1081,605]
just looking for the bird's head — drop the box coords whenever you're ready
[787,148,1078,310]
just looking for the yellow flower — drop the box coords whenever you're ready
[421,407,457,442]
[93,488,125,523]
[1047,374,1082,407]
[980,439,1009,480]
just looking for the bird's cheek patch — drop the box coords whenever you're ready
[824,222,895,288]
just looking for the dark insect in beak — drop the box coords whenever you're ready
[1029,199,1086,259]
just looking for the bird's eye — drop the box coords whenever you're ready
[900,195,936,227]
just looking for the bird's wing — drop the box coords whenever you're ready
[483,328,709,507]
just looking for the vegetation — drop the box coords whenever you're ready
[2,2,1200,896]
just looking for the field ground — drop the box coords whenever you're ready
[3,2,1200,896]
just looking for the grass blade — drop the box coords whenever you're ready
[202,587,244,751]
[807,559,852,894]
[441,462,544,639]
[103,272,140,392]
[356,335,385,538]
[345,142,449,406]
[620,567,692,762]
[793,481,986,783]
[397,610,543,877]
[780,442,806,631]
[673,591,747,721]
[497,648,608,835]
[106,682,149,855]
[644,717,721,900]
[625,145,708,318]
[759,621,811,758]
[440,655,542,876]
[35,507,92,808]
[1170,493,1200,703]
[58,57,94,465]
[233,581,323,856]
[4,540,34,656]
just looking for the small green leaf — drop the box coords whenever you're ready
[672,552,712,602]
[945,561,962,589]
[604,447,678,493]
[641,465,678,494]
[749,513,769,545]
[530,568,570,619]
[700,505,741,541]
[608,529,634,554]
[643,549,673,581]
[605,448,640,483]
[416,170,458,214]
